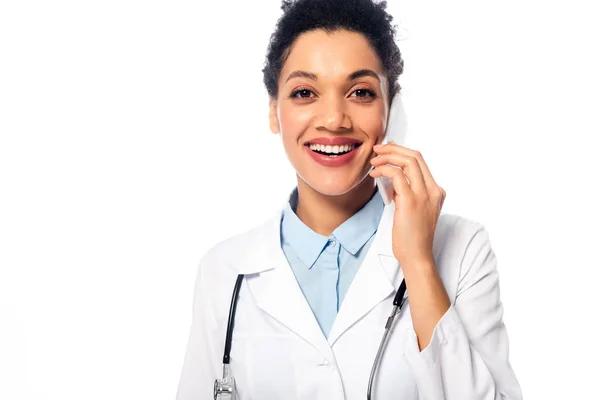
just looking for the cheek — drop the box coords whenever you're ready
[279,107,312,137]
[357,114,386,142]
[278,106,313,153]
[278,103,386,146]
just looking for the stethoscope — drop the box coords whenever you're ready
[214,274,408,400]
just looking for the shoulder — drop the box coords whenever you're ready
[196,211,281,280]
[433,212,495,298]
[435,212,487,251]
[186,211,283,324]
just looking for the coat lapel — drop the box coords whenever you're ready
[327,203,404,346]
[235,196,404,356]
[237,206,334,361]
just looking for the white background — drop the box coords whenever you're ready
[1,0,599,398]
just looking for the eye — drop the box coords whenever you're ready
[289,87,315,99]
[351,88,377,99]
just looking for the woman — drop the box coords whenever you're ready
[177,0,522,399]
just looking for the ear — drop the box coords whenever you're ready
[268,98,280,134]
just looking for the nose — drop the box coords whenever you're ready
[315,97,352,132]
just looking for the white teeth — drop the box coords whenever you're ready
[309,143,358,154]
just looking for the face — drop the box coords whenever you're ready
[269,29,390,197]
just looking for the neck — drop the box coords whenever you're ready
[295,176,377,237]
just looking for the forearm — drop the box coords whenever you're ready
[402,257,451,351]
[400,228,522,399]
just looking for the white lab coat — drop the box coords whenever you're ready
[176,198,523,400]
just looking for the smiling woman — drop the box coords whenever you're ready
[176,1,523,399]
[269,29,388,200]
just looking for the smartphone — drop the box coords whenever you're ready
[375,93,408,205]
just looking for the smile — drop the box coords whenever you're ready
[304,142,363,167]
[307,142,360,156]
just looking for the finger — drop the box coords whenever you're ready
[440,187,446,210]
[370,152,427,196]
[374,144,438,192]
[368,164,411,200]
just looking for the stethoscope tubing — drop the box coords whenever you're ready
[223,274,244,365]
[367,278,407,399]
[218,274,408,400]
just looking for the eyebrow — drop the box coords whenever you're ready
[284,69,381,84]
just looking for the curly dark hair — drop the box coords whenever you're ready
[262,0,404,105]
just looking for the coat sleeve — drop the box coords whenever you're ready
[176,257,222,400]
[402,226,523,400]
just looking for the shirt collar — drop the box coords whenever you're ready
[280,186,384,269]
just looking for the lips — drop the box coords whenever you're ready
[304,137,363,146]
[304,141,363,167]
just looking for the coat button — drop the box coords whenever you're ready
[318,358,331,367]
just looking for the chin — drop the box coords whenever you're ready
[299,170,373,197]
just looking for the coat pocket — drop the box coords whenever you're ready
[232,333,312,400]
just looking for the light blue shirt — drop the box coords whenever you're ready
[280,186,385,338]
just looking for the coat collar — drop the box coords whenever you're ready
[235,186,404,356]
[280,186,385,269]
[236,186,395,274]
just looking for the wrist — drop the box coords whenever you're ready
[401,255,436,273]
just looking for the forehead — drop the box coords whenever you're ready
[280,29,385,82]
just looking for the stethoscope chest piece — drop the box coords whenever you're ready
[214,364,236,399]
